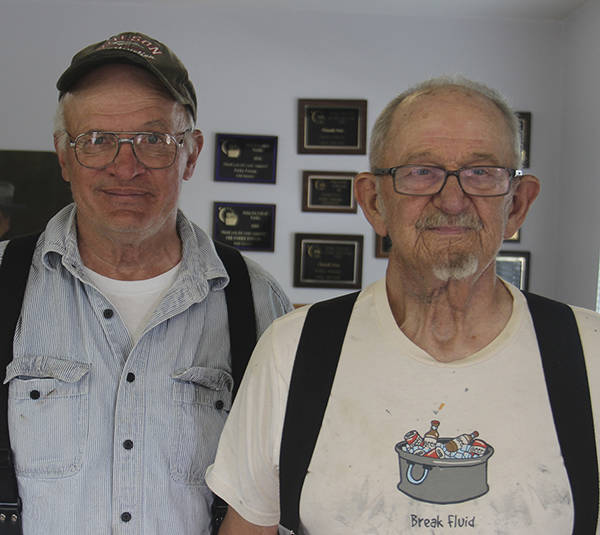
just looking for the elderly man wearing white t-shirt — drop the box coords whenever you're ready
[206,76,600,534]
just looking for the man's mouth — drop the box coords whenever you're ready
[101,188,150,198]
[415,213,483,233]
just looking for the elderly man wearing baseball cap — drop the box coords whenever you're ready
[0,32,291,535]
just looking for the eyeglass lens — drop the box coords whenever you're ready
[74,132,178,169]
[392,166,511,196]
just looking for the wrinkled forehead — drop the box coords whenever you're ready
[61,63,189,130]
[395,87,509,129]
[385,88,514,162]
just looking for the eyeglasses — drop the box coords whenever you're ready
[68,130,190,170]
[373,165,522,197]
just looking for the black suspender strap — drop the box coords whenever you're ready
[279,291,360,533]
[0,234,39,535]
[211,240,257,534]
[524,291,599,535]
[213,241,257,398]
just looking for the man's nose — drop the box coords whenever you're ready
[110,139,143,177]
[433,172,470,213]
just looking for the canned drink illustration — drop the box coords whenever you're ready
[404,430,424,448]
[468,439,489,457]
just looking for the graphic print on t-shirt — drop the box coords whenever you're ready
[395,420,494,504]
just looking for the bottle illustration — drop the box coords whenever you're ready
[422,420,440,449]
[445,431,479,452]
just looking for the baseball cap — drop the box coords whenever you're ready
[56,31,197,121]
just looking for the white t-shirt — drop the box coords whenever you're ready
[206,279,600,534]
[84,263,180,342]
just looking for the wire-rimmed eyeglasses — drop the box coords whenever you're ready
[67,130,191,170]
[373,165,523,197]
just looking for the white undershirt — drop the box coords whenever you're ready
[84,263,181,343]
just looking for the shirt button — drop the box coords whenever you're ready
[30,390,40,400]
[126,372,136,383]
[121,512,132,522]
[215,400,224,410]
[103,309,114,319]
[123,440,134,450]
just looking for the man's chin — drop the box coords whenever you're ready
[90,213,155,237]
[432,255,479,282]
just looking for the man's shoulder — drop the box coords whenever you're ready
[570,303,600,329]
[242,255,281,288]
[241,255,293,319]
[0,233,43,267]
[520,290,598,317]
[524,290,600,324]
[266,286,373,341]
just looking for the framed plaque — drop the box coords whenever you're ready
[213,201,276,251]
[302,171,357,213]
[294,233,363,289]
[375,234,393,258]
[214,133,277,183]
[515,112,531,168]
[298,99,367,154]
[496,251,530,291]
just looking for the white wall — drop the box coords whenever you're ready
[0,2,566,304]
[559,0,600,309]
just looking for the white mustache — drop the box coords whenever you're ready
[415,212,483,231]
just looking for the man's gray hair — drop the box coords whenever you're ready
[53,99,69,150]
[369,75,522,171]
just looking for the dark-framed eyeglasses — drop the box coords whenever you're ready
[67,130,191,170]
[373,165,523,197]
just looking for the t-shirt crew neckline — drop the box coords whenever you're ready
[372,277,525,367]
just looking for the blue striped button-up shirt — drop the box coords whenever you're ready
[1,204,292,534]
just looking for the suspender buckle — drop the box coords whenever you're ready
[0,499,21,518]
[0,499,22,534]
[0,449,23,533]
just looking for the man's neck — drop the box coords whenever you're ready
[77,225,182,281]
[385,265,513,363]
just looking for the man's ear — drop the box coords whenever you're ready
[54,134,71,183]
[182,129,204,181]
[354,172,388,237]
[504,174,540,239]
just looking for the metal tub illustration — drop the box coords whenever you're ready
[395,438,495,504]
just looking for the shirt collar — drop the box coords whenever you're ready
[40,203,229,296]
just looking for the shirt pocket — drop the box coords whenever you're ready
[169,366,233,486]
[5,356,91,478]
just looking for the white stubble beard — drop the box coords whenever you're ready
[432,253,479,281]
